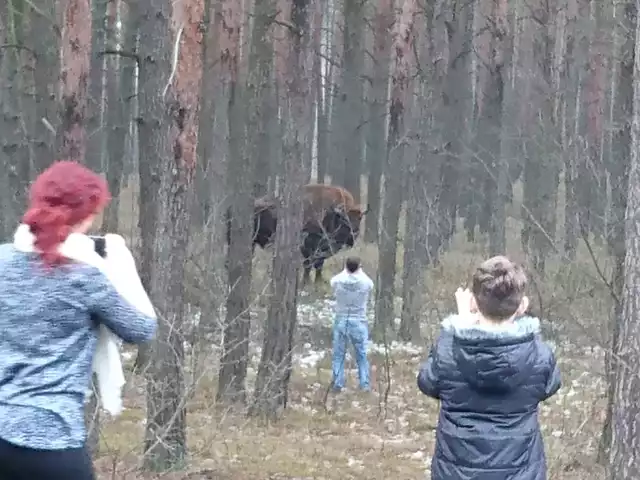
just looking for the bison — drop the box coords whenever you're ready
[225,196,277,251]
[298,184,367,283]
[226,184,368,284]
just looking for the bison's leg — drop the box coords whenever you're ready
[302,265,312,286]
[301,255,313,286]
[313,258,326,284]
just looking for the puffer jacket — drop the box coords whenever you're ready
[417,314,561,480]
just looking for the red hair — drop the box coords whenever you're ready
[22,161,111,266]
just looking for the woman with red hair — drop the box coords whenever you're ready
[0,161,157,479]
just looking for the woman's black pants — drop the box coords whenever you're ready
[0,436,95,479]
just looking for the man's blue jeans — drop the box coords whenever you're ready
[331,317,370,391]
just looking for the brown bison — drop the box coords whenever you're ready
[299,184,367,282]
[225,197,277,252]
[225,184,368,284]
[302,184,367,244]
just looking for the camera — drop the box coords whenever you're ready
[89,235,107,259]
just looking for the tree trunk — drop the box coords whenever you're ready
[314,0,328,184]
[475,0,508,256]
[439,0,473,252]
[326,2,343,184]
[134,0,163,373]
[26,0,59,174]
[522,0,561,275]
[102,0,132,233]
[461,0,484,244]
[250,0,312,419]
[248,0,275,197]
[87,0,107,172]
[217,0,252,406]
[190,0,227,341]
[564,0,580,260]
[56,0,91,163]
[582,0,607,242]
[338,0,365,201]
[0,0,31,238]
[608,2,640,472]
[0,0,7,237]
[574,0,597,242]
[399,0,444,342]
[363,0,392,243]
[373,0,417,340]
[139,0,204,470]
[399,111,432,341]
[599,0,634,464]
[193,0,216,228]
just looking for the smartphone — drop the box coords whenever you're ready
[89,235,107,258]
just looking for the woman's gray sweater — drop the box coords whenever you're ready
[0,244,156,450]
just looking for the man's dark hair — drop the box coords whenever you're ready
[471,255,527,320]
[345,256,360,273]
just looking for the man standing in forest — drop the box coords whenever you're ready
[330,256,374,392]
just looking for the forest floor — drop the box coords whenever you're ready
[99,183,612,478]
[95,276,609,479]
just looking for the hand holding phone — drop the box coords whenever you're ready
[454,287,474,316]
[89,236,107,258]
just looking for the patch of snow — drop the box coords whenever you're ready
[296,349,325,368]
[410,450,425,460]
[369,341,423,357]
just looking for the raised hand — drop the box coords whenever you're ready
[454,287,474,316]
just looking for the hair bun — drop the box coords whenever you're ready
[21,160,111,267]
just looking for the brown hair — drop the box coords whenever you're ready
[471,255,527,320]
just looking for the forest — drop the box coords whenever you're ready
[1,0,640,477]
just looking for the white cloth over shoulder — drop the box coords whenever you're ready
[13,224,156,417]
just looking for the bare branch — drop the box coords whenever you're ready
[0,43,36,57]
[162,25,184,100]
[98,49,140,63]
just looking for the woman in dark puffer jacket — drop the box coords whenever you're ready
[418,256,561,480]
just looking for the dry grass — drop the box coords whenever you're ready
[95,178,611,479]
[95,337,607,479]
[95,335,608,480]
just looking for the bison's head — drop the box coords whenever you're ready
[324,203,368,248]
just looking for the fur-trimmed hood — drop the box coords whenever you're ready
[442,314,541,393]
[441,313,540,339]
